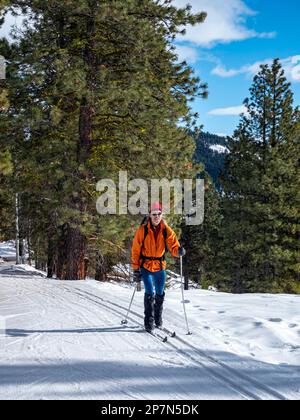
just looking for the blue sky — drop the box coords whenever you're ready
[173,0,300,136]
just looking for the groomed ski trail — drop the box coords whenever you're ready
[0,269,298,400]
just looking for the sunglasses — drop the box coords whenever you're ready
[151,212,162,217]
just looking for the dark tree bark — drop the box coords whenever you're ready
[56,223,88,280]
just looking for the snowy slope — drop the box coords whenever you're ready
[209,144,229,154]
[0,264,299,400]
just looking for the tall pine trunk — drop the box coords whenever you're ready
[54,11,95,280]
[56,223,88,280]
[55,97,92,280]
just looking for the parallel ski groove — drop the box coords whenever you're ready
[148,330,168,343]
[61,285,288,401]
[60,286,255,400]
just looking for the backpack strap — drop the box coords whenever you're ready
[163,225,168,253]
[140,222,168,270]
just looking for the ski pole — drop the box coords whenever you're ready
[180,255,192,335]
[121,282,137,325]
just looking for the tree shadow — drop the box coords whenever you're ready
[5,325,143,337]
[0,354,299,400]
[0,270,45,278]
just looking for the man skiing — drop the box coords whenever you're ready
[131,202,186,333]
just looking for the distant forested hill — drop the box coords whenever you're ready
[192,131,229,186]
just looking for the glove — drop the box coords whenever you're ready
[133,269,142,282]
[178,247,186,257]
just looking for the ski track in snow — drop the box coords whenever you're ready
[0,267,299,400]
[57,284,292,400]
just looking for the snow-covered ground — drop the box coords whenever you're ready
[0,263,299,400]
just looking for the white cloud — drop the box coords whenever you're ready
[211,55,300,83]
[212,58,272,78]
[175,45,199,63]
[172,0,275,48]
[208,105,248,116]
[282,55,300,82]
[211,66,241,78]
[290,65,300,82]
[175,45,223,65]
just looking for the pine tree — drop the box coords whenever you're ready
[219,59,299,293]
[0,37,14,240]
[0,146,14,240]
[218,125,262,292]
[2,0,208,279]
[269,119,300,292]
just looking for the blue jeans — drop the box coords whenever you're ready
[141,267,166,296]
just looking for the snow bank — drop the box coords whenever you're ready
[166,289,300,366]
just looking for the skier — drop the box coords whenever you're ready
[131,202,186,333]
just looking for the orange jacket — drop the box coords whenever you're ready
[131,219,180,272]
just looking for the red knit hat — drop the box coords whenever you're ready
[150,202,162,213]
